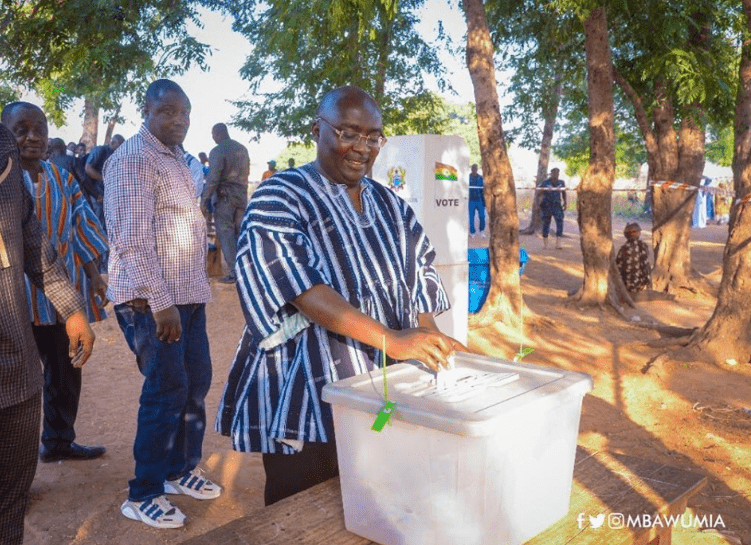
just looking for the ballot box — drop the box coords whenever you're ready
[321,352,593,545]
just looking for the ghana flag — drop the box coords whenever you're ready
[435,162,458,182]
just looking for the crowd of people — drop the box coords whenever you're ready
[0,80,464,542]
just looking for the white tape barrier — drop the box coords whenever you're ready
[525,180,744,205]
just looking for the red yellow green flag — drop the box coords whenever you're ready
[434,162,458,182]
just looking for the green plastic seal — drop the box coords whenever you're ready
[371,401,396,432]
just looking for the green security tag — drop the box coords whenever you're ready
[372,401,396,432]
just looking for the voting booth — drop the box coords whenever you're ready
[371,135,470,344]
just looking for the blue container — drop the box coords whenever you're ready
[468,248,490,313]
[468,248,529,313]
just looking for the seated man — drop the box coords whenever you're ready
[616,222,651,293]
[216,86,466,506]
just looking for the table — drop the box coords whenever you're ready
[183,448,706,545]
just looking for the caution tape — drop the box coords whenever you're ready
[528,183,733,195]
[649,181,735,197]
[520,178,751,206]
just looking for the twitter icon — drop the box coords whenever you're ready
[589,513,605,528]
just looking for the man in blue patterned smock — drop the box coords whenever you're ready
[2,102,108,464]
[216,86,467,506]
[104,79,221,530]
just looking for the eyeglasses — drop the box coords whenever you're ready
[317,117,387,150]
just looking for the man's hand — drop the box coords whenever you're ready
[84,261,108,307]
[385,328,466,372]
[292,285,468,372]
[65,311,95,368]
[154,305,181,343]
[90,273,109,307]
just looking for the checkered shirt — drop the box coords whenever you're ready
[103,125,211,312]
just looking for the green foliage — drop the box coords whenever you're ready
[555,130,589,177]
[444,102,481,165]
[555,112,646,179]
[488,0,740,181]
[614,135,646,178]
[0,81,21,110]
[275,142,318,170]
[706,124,733,167]
[0,0,210,126]
[488,0,586,151]
[608,0,739,127]
[210,0,452,141]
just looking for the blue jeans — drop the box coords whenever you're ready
[469,200,485,233]
[115,303,212,501]
[541,206,564,237]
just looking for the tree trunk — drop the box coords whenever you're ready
[572,6,619,307]
[373,5,391,104]
[651,81,680,181]
[613,68,661,206]
[103,105,121,145]
[463,0,523,327]
[81,96,99,152]
[684,0,751,364]
[613,69,663,222]
[615,70,686,273]
[656,114,705,292]
[520,71,563,236]
[651,81,707,289]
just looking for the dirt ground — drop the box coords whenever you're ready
[25,213,751,545]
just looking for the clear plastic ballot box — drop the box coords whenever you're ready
[321,352,593,545]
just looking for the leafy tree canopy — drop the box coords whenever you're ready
[606,0,740,126]
[706,124,734,167]
[204,0,453,141]
[0,0,210,126]
[487,0,740,181]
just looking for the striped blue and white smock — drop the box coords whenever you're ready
[22,161,108,325]
[216,164,450,453]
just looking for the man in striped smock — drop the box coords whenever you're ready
[216,86,467,505]
[1,102,108,463]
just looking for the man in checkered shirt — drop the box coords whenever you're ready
[103,79,221,530]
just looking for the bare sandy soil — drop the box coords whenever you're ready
[25,213,751,545]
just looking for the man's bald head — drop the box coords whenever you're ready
[211,123,229,143]
[312,86,383,189]
[317,86,380,121]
